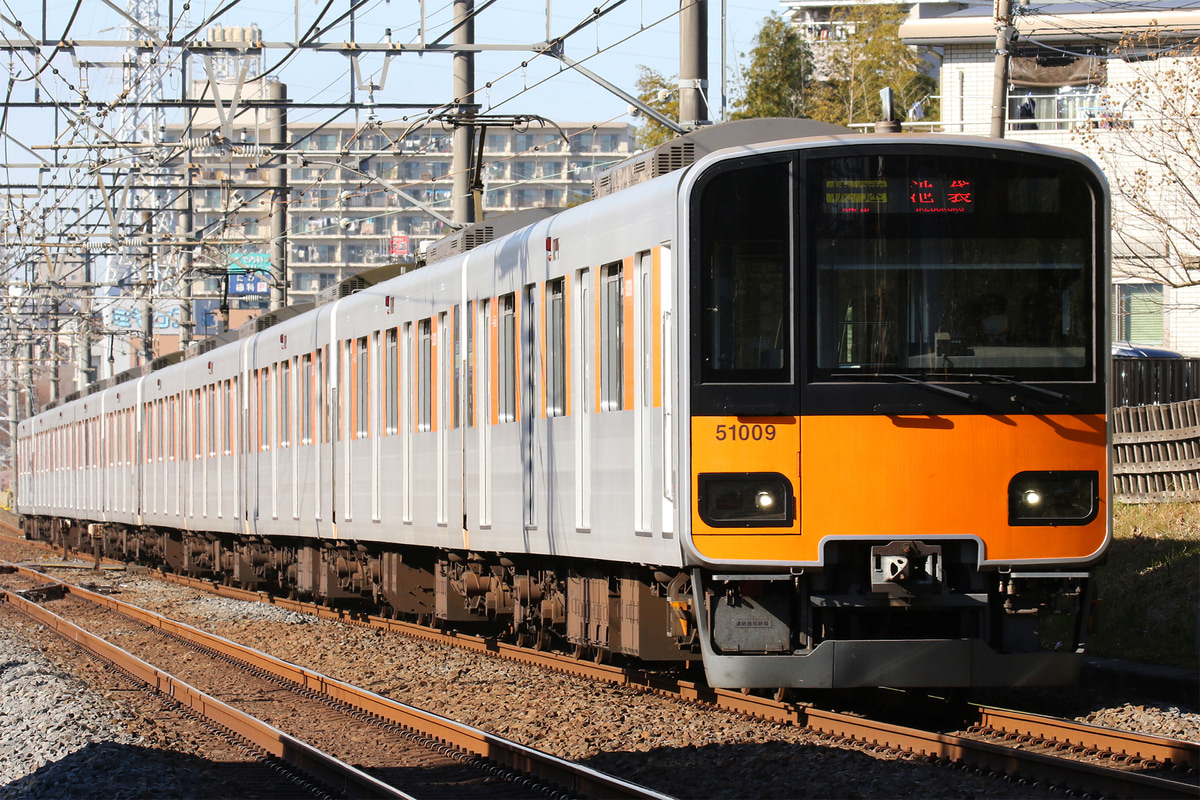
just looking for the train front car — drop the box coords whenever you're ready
[680,137,1109,689]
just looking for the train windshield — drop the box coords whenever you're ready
[809,151,1098,382]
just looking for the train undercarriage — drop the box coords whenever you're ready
[21,516,1092,687]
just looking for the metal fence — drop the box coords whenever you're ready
[1112,357,1200,408]
[1112,399,1200,504]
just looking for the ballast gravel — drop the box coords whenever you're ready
[2,557,1197,799]
[0,614,248,800]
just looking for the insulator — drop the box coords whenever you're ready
[232,144,269,158]
[85,241,108,252]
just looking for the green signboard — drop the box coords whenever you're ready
[229,252,271,274]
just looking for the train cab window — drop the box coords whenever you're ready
[808,151,1095,382]
[499,294,517,422]
[694,159,792,385]
[546,279,566,417]
[601,263,624,411]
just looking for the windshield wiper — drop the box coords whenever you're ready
[877,373,979,403]
[964,373,1071,403]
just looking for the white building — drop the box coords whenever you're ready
[899,1,1200,355]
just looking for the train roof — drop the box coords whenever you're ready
[590,117,852,200]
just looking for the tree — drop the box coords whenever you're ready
[632,66,680,149]
[730,13,814,119]
[1076,26,1200,293]
[805,2,936,127]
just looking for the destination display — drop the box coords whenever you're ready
[823,177,975,214]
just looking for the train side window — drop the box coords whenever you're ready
[259,369,271,451]
[385,329,399,435]
[301,355,314,445]
[419,319,432,431]
[479,300,492,425]
[280,361,292,449]
[208,385,217,457]
[466,302,475,427]
[498,294,517,422]
[601,262,624,411]
[317,347,327,444]
[228,378,238,456]
[356,336,370,439]
[546,278,566,417]
[450,307,460,429]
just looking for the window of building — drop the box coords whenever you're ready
[1113,283,1165,344]
[515,133,536,151]
[486,133,507,152]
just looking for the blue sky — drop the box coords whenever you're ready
[10,0,787,139]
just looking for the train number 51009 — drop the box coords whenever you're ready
[715,424,776,442]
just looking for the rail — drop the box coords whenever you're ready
[0,560,672,800]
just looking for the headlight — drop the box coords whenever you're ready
[1008,471,1099,526]
[698,472,793,527]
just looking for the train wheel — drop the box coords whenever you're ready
[535,625,549,651]
[774,687,793,703]
[593,647,609,665]
[572,644,586,660]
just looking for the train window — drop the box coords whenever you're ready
[356,336,370,439]
[546,279,566,417]
[317,347,327,444]
[601,263,624,411]
[280,361,292,449]
[418,319,432,432]
[259,369,271,451]
[450,307,460,429]
[301,356,314,445]
[345,340,354,442]
[466,302,475,427]
[479,300,491,425]
[498,294,517,423]
[228,378,237,456]
[695,159,792,384]
[808,151,1095,381]
[385,330,398,435]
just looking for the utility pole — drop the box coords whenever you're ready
[75,251,95,391]
[452,0,476,226]
[679,0,710,129]
[177,185,194,348]
[991,0,1012,138]
[140,210,154,365]
[266,79,289,311]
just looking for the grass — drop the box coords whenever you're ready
[1086,502,1200,670]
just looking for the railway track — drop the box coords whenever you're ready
[4,526,1198,799]
[0,560,669,800]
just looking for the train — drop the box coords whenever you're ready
[16,118,1111,689]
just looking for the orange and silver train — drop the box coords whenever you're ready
[16,119,1110,689]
